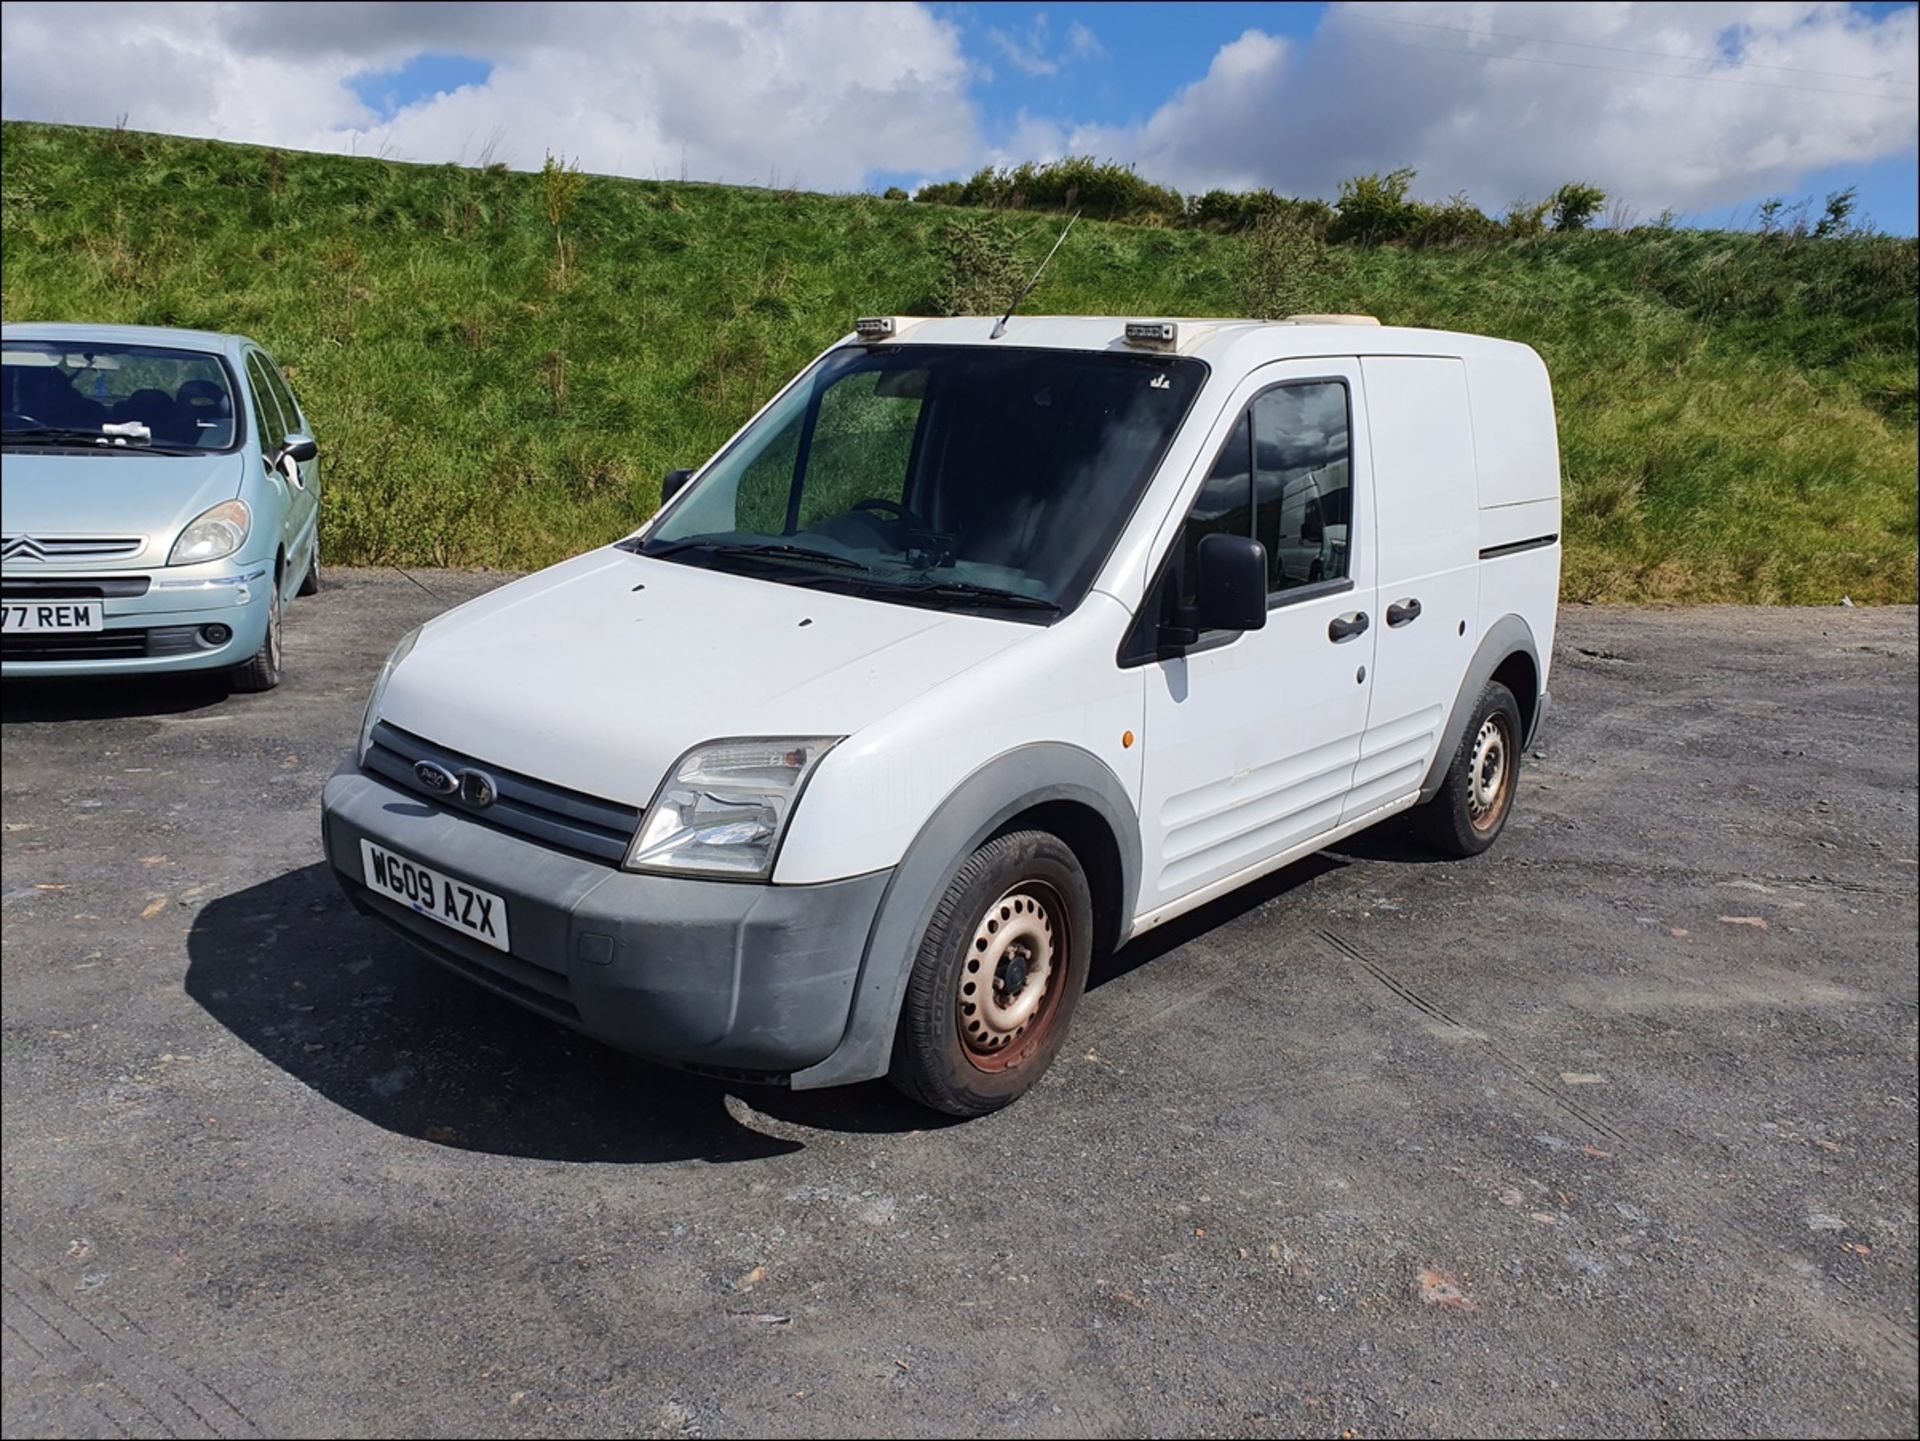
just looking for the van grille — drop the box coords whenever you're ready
[364,721,643,865]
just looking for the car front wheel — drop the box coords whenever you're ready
[889,829,1094,1117]
[228,579,284,692]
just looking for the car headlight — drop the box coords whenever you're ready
[626,737,840,879]
[168,499,252,566]
[358,625,421,765]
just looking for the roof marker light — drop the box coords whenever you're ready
[1124,321,1178,350]
[853,316,896,340]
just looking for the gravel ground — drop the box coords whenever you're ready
[2,571,1916,1440]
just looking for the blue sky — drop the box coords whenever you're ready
[6,2,1916,232]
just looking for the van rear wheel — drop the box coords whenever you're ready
[889,830,1093,1117]
[1415,680,1521,857]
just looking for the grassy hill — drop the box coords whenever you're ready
[2,121,1914,604]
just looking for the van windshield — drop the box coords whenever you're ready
[634,344,1206,621]
[1,341,238,453]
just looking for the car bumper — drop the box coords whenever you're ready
[1,564,271,677]
[321,764,890,1078]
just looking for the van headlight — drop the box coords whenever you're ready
[168,499,252,565]
[358,625,421,764]
[626,738,840,879]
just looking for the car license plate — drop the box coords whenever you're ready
[359,840,511,952]
[1,600,103,633]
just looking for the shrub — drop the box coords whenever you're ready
[913,180,966,206]
[930,215,1025,316]
[1329,168,1420,245]
[1814,186,1859,240]
[1186,188,1333,234]
[913,157,1184,223]
[1503,197,1554,240]
[1408,194,1504,248]
[1550,182,1608,233]
[881,186,909,201]
[1232,211,1330,319]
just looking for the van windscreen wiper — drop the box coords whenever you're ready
[641,539,873,573]
[879,579,1062,614]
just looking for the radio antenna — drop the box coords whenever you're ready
[991,209,1081,339]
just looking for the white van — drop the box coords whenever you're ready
[322,315,1560,1115]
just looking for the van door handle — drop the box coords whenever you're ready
[1328,611,1369,643]
[1386,598,1422,628]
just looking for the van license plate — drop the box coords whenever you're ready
[1,601,103,633]
[359,840,511,952]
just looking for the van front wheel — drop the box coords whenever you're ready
[889,830,1094,1117]
[1416,680,1521,857]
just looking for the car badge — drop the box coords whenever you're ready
[414,760,459,795]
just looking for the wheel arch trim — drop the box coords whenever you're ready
[788,741,1141,1090]
[1418,613,1542,803]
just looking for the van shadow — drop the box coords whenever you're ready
[183,863,944,1166]
[1090,852,1348,991]
[1,675,231,724]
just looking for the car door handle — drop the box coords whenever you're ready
[1386,597,1422,628]
[1328,611,1369,643]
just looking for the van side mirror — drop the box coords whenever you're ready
[661,468,694,504]
[1193,533,1268,633]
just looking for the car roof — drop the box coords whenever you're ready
[837,315,1538,370]
[1,322,256,358]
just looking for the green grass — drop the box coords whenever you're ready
[3,121,1914,603]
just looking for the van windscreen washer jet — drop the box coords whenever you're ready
[321,311,1561,1116]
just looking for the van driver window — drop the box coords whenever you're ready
[1251,382,1351,593]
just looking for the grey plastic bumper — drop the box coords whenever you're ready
[321,766,890,1076]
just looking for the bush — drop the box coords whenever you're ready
[1408,194,1504,248]
[912,157,1185,223]
[1329,168,1421,245]
[1503,196,1554,240]
[1550,182,1607,233]
[929,215,1025,316]
[1186,188,1333,235]
[1232,212,1331,319]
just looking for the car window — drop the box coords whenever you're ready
[259,353,304,436]
[797,368,922,530]
[1252,381,1351,593]
[245,353,289,452]
[0,341,238,451]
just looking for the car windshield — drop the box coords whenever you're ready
[636,344,1206,620]
[1,341,237,452]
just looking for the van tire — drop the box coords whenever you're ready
[1416,680,1521,857]
[888,830,1094,1117]
[228,579,284,693]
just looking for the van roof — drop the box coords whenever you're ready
[842,315,1538,367]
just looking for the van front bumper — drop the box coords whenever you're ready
[321,765,889,1078]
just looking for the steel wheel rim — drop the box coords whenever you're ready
[956,881,1065,1072]
[268,589,283,670]
[1467,713,1513,831]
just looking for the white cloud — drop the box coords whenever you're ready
[985,12,1105,79]
[0,1,980,190]
[1065,2,1919,218]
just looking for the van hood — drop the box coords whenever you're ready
[0,450,244,563]
[378,549,1035,807]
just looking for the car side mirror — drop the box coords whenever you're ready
[661,468,694,504]
[1301,506,1323,545]
[272,433,318,469]
[1193,533,1268,633]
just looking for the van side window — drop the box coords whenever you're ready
[1251,381,1351,593]
[1173,411,1251,608]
